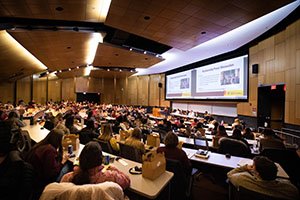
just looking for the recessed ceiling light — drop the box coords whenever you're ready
[76,66,79,69]
[107,69,110,71]
[119,69,122,72]
[55,7,64,11]
[59,70,62,73]
[144,51,147,54]
[129,48,133,51]
[68,68,71,71]
[144,16,151,20]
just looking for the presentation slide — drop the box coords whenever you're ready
[166,70,192,98]
[165,54,248,101]
[195,55,246,99]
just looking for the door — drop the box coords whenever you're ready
[76,93,100,103]
[257,84,285,129]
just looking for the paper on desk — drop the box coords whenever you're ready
[118,159,128,166]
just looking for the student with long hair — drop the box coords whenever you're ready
[26,128,69,197]
[61,141,130,190]
[124,128,145,153]
[98,123,119,151]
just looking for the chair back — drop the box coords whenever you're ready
[33,110,45,121]
[43,120,54,130]
[228,181,284,200]
[166,158,189,200]
[7,151,35,200]
[193,136,209,151]
[158,129,168,142]
[119,142,143,163]
[218,137,251,158]
[62,134,79,151]
[39,182,125,200]
[17,130,32,153]
[93,138,113,154]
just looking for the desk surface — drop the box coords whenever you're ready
[22,120,49,143]
[183,147,288,179]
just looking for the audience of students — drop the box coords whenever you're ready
[1,101,298,200]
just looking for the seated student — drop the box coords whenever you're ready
[65,116,79,134]
[193,122,205,137]
[78,120,99,145]
[212,125,227,147]
[6,110,26,130]
[232,118,241,130]
[210,120,219,135]
[227,156,299,200]
[55,123,70,135]
[260,128,285,151]
[230,128,250,147]
[157,131,191,174]
[61,141,130,190]
[124,128,145,153]
[26,128,70,197]
[243,127,255,140]
[98,123,119,152]
[0,121,34,200]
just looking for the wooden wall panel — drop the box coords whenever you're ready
[89,77,101,93]
[62,78,75,101]
[115,77,127,105]
[137,76,149,106]
[296,50,300,85]
[238,19,300,126]
[0,81,14,103]
[149,74,160,106]
[48,79,61,102]
[33,77,47,104]
[274,42,285,72]
[75,77,101,93]
[296,84,300,119]
[159,74,170,107]
[16,76,31,103]
[127,76,138,105]
[101,78,114,104]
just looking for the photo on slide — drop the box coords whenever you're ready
[180,78,190,89]
[220,69,240,85]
